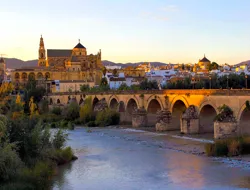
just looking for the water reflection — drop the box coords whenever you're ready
[53,162,74,190]
[52,128,250,190]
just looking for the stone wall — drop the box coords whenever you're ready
[132,108,147,128]
[181,119,199,134]
[214,122,238,139]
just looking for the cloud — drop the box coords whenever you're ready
[139,5,178,22]
[162,5,179,12]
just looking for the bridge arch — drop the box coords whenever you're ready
[146,95,163,111]
[238,103,250,136]
[171,98,188,130]
[126,98,139,114]
[110,98,119,110]
[199,102,218,133]
[170,96,189,113]
[28,72,35,80]
[108,95,119,109]
[147,97,162,127]
[118,101,126,112]
[92,97,99,109]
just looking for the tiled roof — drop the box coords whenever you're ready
[110,77,126,82]
[47,49,72,57]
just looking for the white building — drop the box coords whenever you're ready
[109,77,126,89]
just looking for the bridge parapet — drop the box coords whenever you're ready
[48,89,250,96]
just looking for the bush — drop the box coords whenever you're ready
[214,104,236,122]
[0,143,23,183]
[95,109,120,127]
[204,143,215,156]
[52,129,68,149]
[87,121,97,127]
[51,107,62,115]
[0,114,7,126]
[228,139,241,156]
[63,102,80,121]
[204,137,250,157]
[53,147,74,165]
[240,136,250,154]
[67,121,75,130]
[79,97,93,123]
[38,99,49,114]
[214,140,229,156]
[21,161,54,190]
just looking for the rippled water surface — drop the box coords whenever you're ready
[52,128,250,190]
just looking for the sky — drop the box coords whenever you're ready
[1,0,250,65]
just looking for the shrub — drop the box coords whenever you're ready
[214,139,229,156]
[228,139,241,156]
[51,107,62,115]
[63,102,80,121]
[79,97,93,123]
[60,120,68,128]
[21,161,54,190]
[53,147,74,165]
[80,84,90,92]
[0,120,6,138]
[0,143,23,183]
[52,129,68,149]
[38,99,49,114]
[0,114,7,126]
[240,136,250,154]
[204,143,215,156]
[87,121,97,127]
[214,104,236,122]
[95,109,120,127]
[67,121,75,130]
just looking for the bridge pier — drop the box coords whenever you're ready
[132,108,148,128]
[180,105,199,134]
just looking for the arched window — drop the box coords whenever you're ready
[15,73,20,79]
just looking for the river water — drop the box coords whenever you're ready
[52,128,250,190]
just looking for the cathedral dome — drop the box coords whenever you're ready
[74,42,86,49]
[200,56,210,62]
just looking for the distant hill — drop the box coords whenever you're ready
[3,58,168,69]
[102,60,168,68]
[4,58,37,69]
[235,60,250,67]
[3,57,249,69]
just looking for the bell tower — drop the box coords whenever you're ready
[38,35,46,67]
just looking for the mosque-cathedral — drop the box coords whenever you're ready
[11,36,103,92]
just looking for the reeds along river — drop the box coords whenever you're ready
[52,128,250,190]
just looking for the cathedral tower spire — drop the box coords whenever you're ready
[38,35,47,67]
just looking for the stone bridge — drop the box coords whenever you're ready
[47,89,250,138]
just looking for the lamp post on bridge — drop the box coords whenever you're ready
[192,77,195,89]
[227,75,229,89]
[209,75,212,89]
[245,74,248,89]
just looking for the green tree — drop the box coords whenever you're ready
[80,84,90,92]
[209,62,219,71]
[113,69,118,77]
[140,79,158,90]
[102,67,107,77]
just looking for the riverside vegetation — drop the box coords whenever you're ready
[0,78,122,189]
[0,79,78,189]
[205,104,250,157]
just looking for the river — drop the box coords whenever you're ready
[52,127,250,190]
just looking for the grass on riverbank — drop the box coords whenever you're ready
[205,136,250,157]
